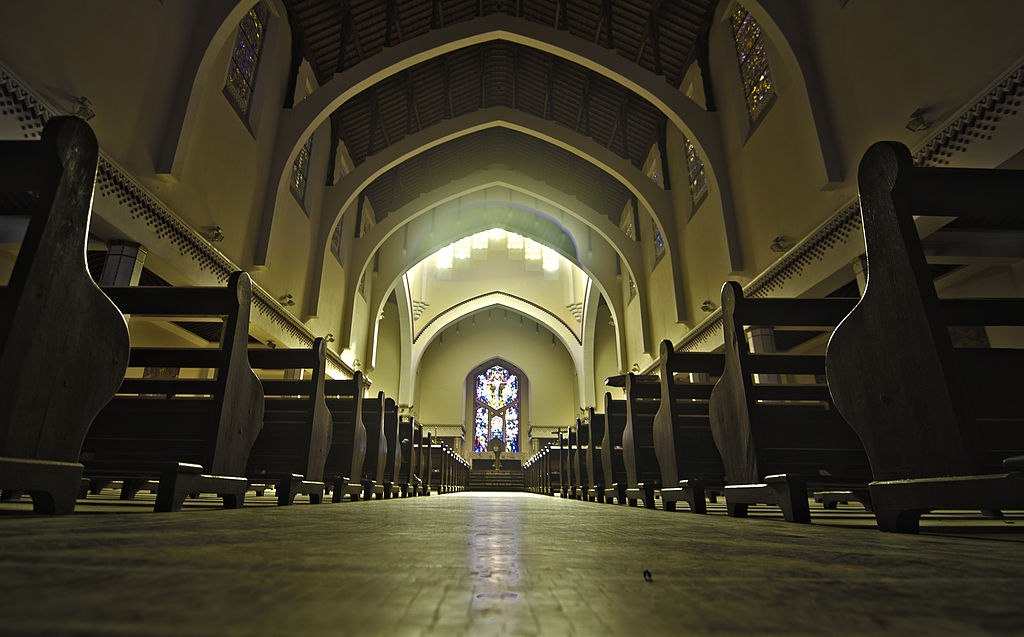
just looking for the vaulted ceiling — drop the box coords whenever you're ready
[283,0,717,220]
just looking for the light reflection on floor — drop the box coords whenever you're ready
[468,494,524,630]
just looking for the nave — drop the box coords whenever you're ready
[2,491,1024,636]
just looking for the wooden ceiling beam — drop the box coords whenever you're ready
[431,0,443,29]
[406,71,422,133]
[334,3,353,75]
[543,56,557,119]
[574,70,593,135]
[442,55,453,118]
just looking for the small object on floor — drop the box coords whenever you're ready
[643,570,653,582]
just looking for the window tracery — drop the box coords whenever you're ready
[730,3,775,121]
[225,3,269,119]
[473,364,520,454]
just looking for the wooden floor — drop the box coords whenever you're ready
[1,490,1023,635]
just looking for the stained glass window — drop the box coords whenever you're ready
[225,3,269,119]
[330,220,343,261]
[652,223,664,259]
[473,365,520,454]
[291,136,313,206]
[683,135,708,205]
[730,4,775,121]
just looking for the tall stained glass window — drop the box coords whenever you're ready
[291,135,313,205]
[473,365,520,454]
[729,4,775,121]
[682,135,708,205]
[330,220,343,261]
[225,3,269,119]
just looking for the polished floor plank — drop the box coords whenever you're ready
[0,492,1023,635]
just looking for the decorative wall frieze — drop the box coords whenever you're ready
[0,64,354,379]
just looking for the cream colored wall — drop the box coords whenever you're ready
[371,295,402,399]
[592,301,623,406]
[414,312,579,451]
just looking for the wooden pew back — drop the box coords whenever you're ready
[246,339,331,482]
[323,373,367,498]
[827,141,1024,481]
[653,339,726,488]
[710,281,867,486]
[85,271,264,478]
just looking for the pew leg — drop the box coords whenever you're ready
[218,490,245,509]
[981,509,1004,519]
[727,502,748,518]
[770,478,810,524]
[822,500,838,510]
[119,479,147,501]
[89,479,112,495]
[874,508,924,534]
[628,498,638,507]
[362,481,373,501]
[155,477,190,513]
[643,485,656,509]
[664,500,676,512]
[707,493,717,504]
[309,492,323,504]
[276,476,299,506]
[682,484,707,515]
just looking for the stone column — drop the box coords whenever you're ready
[99,240,147,286]
[746,325,779,385]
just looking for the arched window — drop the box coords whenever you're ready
[472,363,521,454]
[291,135,313,206]
[224,3,269,120]
[729,3,775,121]
[682,135,708,206]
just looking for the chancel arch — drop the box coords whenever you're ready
[341,176,645,366]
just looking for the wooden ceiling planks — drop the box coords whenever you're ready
[284,0,713,218]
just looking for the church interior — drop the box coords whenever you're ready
[2,1,1024,634]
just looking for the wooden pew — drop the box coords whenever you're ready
[396,416,414,497]
[428,441,444,494]
[826,140,1024,532]
[82,271,263,512]
[0,117,129,514]
[600,393,629,504]
[574,418,592,501]
[407,421,421,496]
[555,432,569,498]
[709,280,870,522]
[420,432,433,495]
[360,391,389,500]
[246,339,330,505]
[585,408,605,502]
[322,373,367,502]
[618,373,662,508]
[381,400,401,498]
[566,427,579,499]
[653,340,727,513]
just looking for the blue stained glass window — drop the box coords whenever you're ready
[730,4,775,121]
[653,223,664,258]
[473,365,520,453]
[225,3,269,118]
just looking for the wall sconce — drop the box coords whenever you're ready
[770,235,793,253]
[324,333,335,343]
[700,299,716,312]
[905,108,931,132]
[279,294,295,306]
[71,96,95,121]
[203,225,225,242]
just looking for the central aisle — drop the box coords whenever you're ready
[1,493,1023,635]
